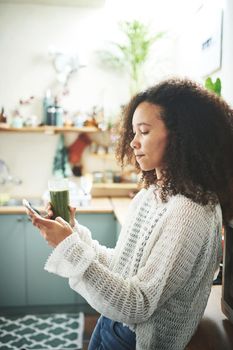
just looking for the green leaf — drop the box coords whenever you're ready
[205,77,214,91]
[205,77,221,96]
[214,78,221,96]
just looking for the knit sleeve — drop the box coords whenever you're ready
[71,190,146,266]
[45,197,218,324]
[73,220,115,267]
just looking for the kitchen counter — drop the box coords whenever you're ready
[0,197,131,223]
[110,197,131,225]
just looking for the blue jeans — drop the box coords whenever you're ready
[88,315,136,350]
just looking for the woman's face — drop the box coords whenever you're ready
[130,102,168,173]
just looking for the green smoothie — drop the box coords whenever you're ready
[50,189,70,222]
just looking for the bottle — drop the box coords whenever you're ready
[0,107,7,123]
[54,97,64,126]
[43,90,53,125]
[46,105,56,125]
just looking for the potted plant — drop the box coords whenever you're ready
[96,20,164,95]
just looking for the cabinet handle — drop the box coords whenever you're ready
[17,217,23,222]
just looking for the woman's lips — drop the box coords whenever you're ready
[135,154,145,161]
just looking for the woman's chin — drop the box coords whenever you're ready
[137,159,155,172]
[140,166,155,172]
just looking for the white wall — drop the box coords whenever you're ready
[0,3,130,198]
[174,0,233,106]
[219,0,233,104]
[0,3,131,118]
[0,0,233,198]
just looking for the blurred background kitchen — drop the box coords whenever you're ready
[0,0,232,204]
[1,1,233,349]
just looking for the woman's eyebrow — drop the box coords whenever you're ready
[136,122,152,126]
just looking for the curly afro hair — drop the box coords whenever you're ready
[115,78,233,223]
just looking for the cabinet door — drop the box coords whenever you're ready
[0,213,117,309]
[77,213,117,247]
[0,215,26,307]
[74,213,117,305]
[25,216,76,306]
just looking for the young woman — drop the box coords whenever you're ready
[28,78,233,350]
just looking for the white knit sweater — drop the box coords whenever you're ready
[45,185,222,350]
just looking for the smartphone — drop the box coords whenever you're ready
[22,198,41,215]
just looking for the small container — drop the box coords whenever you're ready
[11,115,23,128]
[93,171,104,183]
[113,172,122,183]
[104,170,113,183]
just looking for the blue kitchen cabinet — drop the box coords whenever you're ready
[0,212,117,309]
[77,213,117,247]
[0,215,26,307]
[74,213,117,305]
[25,216,76,306]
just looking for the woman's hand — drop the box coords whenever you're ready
[27,210,73,247]
[46,203,76,228]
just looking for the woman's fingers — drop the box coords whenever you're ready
[47,209,54,218]
[25,208,33,219]
[30,213,72,247]
[32,214,54,230]
[46,202,52,211]
[55,216,70,227]
[70,207,76,215]
[69,206,76,227]
[44,202,54,219]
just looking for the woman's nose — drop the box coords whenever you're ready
[130,136,139,149]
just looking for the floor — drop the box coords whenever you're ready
[0,310,96,350]
[83,313,99,350]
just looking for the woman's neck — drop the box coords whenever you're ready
[155,168,164,186]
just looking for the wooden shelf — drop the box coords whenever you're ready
[92,182,138,197]
[0,125,99,134]
[93,183,137,189]
[90,153,115,160]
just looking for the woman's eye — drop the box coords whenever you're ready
[132,130,149,136]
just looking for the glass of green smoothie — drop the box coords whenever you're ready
[48,178,70,223]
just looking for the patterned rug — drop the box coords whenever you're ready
[0,313,84,350]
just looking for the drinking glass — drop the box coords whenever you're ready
[48,178,70,222]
